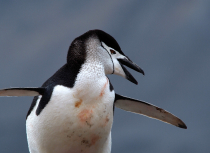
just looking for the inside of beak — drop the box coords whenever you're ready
[117,58,144,85]
[118,58,144,75]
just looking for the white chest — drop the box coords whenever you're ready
[26,77,114,153]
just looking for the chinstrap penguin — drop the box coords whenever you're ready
[0,29,187,153]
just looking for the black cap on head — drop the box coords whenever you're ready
[67,29,124,66]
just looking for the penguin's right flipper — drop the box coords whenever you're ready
[114,94,187,129]
[0,87,45,97]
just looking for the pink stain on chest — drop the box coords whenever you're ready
[78,109,93,123]
[91,134,100,146]
[99,78,109,97]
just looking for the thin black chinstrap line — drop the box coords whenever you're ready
[101,43,115,74]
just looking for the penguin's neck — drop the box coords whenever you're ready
[79,57,105,80]
[74,58,107,100]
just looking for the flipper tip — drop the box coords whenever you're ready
[178,123,187,129]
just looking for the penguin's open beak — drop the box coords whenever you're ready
[118,58,144,85]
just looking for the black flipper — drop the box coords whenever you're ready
[0,87,45,97]
[114,94,187,129]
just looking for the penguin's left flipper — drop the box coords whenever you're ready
[0,87,45,97]
[115,94,187,129]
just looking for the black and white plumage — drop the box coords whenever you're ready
[0,30,187,153]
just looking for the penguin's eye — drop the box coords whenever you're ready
[110,49,116,54]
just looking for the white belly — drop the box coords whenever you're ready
[26,81,114,153]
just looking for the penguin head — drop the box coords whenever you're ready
[67,29,144,84]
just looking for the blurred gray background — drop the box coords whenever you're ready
[0,1,209,153]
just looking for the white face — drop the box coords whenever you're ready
[101,42,127,78]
